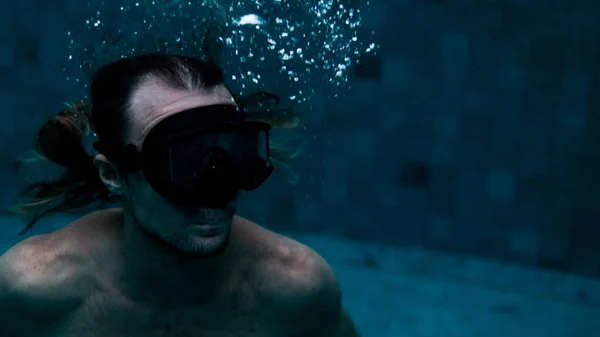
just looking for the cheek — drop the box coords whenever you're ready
[123,172,149,202]
[126,172,158,200]
[217,198,238,218]
[125,173,183,220]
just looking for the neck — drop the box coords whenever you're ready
[114,207,231,305]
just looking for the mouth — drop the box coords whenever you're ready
[187,222,228,236]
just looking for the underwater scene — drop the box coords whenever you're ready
[1,0,599,336]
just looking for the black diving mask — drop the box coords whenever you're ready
[94,104,273,208]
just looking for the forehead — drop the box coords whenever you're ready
[127,77,236,145]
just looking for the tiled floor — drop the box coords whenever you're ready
[295,234,600,337]
[1,217,599,337]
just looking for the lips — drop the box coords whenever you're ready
[187,222,227,236]
[188,222,226,227]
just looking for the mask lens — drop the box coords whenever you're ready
[230,128,268,160]
[167,134,215,182]
[142,121,273,204]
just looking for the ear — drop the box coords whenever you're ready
[93,154,123,194]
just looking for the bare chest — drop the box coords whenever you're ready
[50,292,278,337]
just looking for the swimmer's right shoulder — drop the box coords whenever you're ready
[0,210,117,336]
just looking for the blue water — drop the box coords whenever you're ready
[4,0,600,336]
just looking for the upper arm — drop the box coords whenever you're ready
[338,309,360,337]
[289,280,359,337]
[271,246,358,337]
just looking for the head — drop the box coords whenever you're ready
[93,54,244,257]
[12,53,302,256]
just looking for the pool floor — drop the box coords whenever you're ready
[295,234,600,337]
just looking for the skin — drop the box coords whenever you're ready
[0,76,359,337]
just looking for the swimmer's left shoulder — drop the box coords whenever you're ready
[233,216,341,318]
[233,215,338,287]
[233,217,358,336]
[269,236,341,311]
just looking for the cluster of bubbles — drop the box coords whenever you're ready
[65,0,378,104]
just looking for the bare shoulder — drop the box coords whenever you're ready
[0,235,85,335]
[0,210,116,334]
[233,216,341,308]
[233,217,344,335]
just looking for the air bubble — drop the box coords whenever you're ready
[66,0,379,104]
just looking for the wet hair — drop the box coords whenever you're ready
[10,53,301,235]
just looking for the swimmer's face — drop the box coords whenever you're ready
[123,77,238,256]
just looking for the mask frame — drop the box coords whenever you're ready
[94,104,274,208]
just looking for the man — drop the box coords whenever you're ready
[0,54,359,337]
